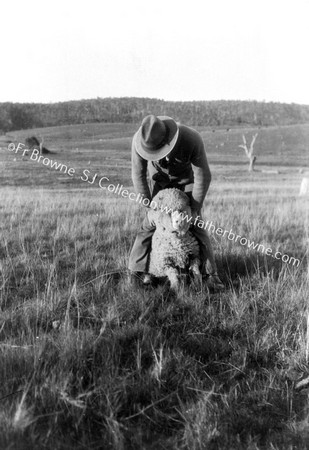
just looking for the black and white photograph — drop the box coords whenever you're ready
[0,0,309,448]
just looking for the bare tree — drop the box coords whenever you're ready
[239,133,258,172]
[25,136,40,150]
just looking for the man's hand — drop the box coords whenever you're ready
[147,209,157,226]
[190,209,200,224]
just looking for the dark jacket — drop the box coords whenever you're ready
[131,124,212,211]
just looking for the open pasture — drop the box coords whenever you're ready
[0,122,308,449]
[1,122,309,189]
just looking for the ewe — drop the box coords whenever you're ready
[148,188,202,291]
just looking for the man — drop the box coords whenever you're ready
[128,114,224,290]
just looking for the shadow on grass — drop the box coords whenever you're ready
[218,252,299,286]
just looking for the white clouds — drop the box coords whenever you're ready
[1,0,308,103]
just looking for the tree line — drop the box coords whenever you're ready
[1,97,309,132]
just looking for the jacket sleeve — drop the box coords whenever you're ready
[190,131,212,211]
[131,134,152,204]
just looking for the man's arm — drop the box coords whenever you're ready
[190,131,212,211]
[131,135,152,204]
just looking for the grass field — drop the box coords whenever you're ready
[0,122,309,449]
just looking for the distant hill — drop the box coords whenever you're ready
[1,97,309,132]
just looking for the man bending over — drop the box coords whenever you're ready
[128,114,224,291]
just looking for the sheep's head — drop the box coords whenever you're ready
[171,207,192,237]
[149,207,192,236]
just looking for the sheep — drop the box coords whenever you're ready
[147,188,202,291]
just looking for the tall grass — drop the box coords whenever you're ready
[0,185,308,449]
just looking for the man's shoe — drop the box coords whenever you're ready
[127,271,144,284]
[127,272,152,287]
[206,273,225,291]
[143,274,152,285]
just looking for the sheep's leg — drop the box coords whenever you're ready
[164,266,180,291]
[189,258,202,289]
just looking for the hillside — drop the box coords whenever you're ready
[1,122,308,191]
[1,98,309,133]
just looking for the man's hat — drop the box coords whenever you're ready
[134,115,179,161]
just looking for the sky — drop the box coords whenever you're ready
[1,0,309,104]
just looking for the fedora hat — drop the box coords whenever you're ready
[134,115,179,161]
